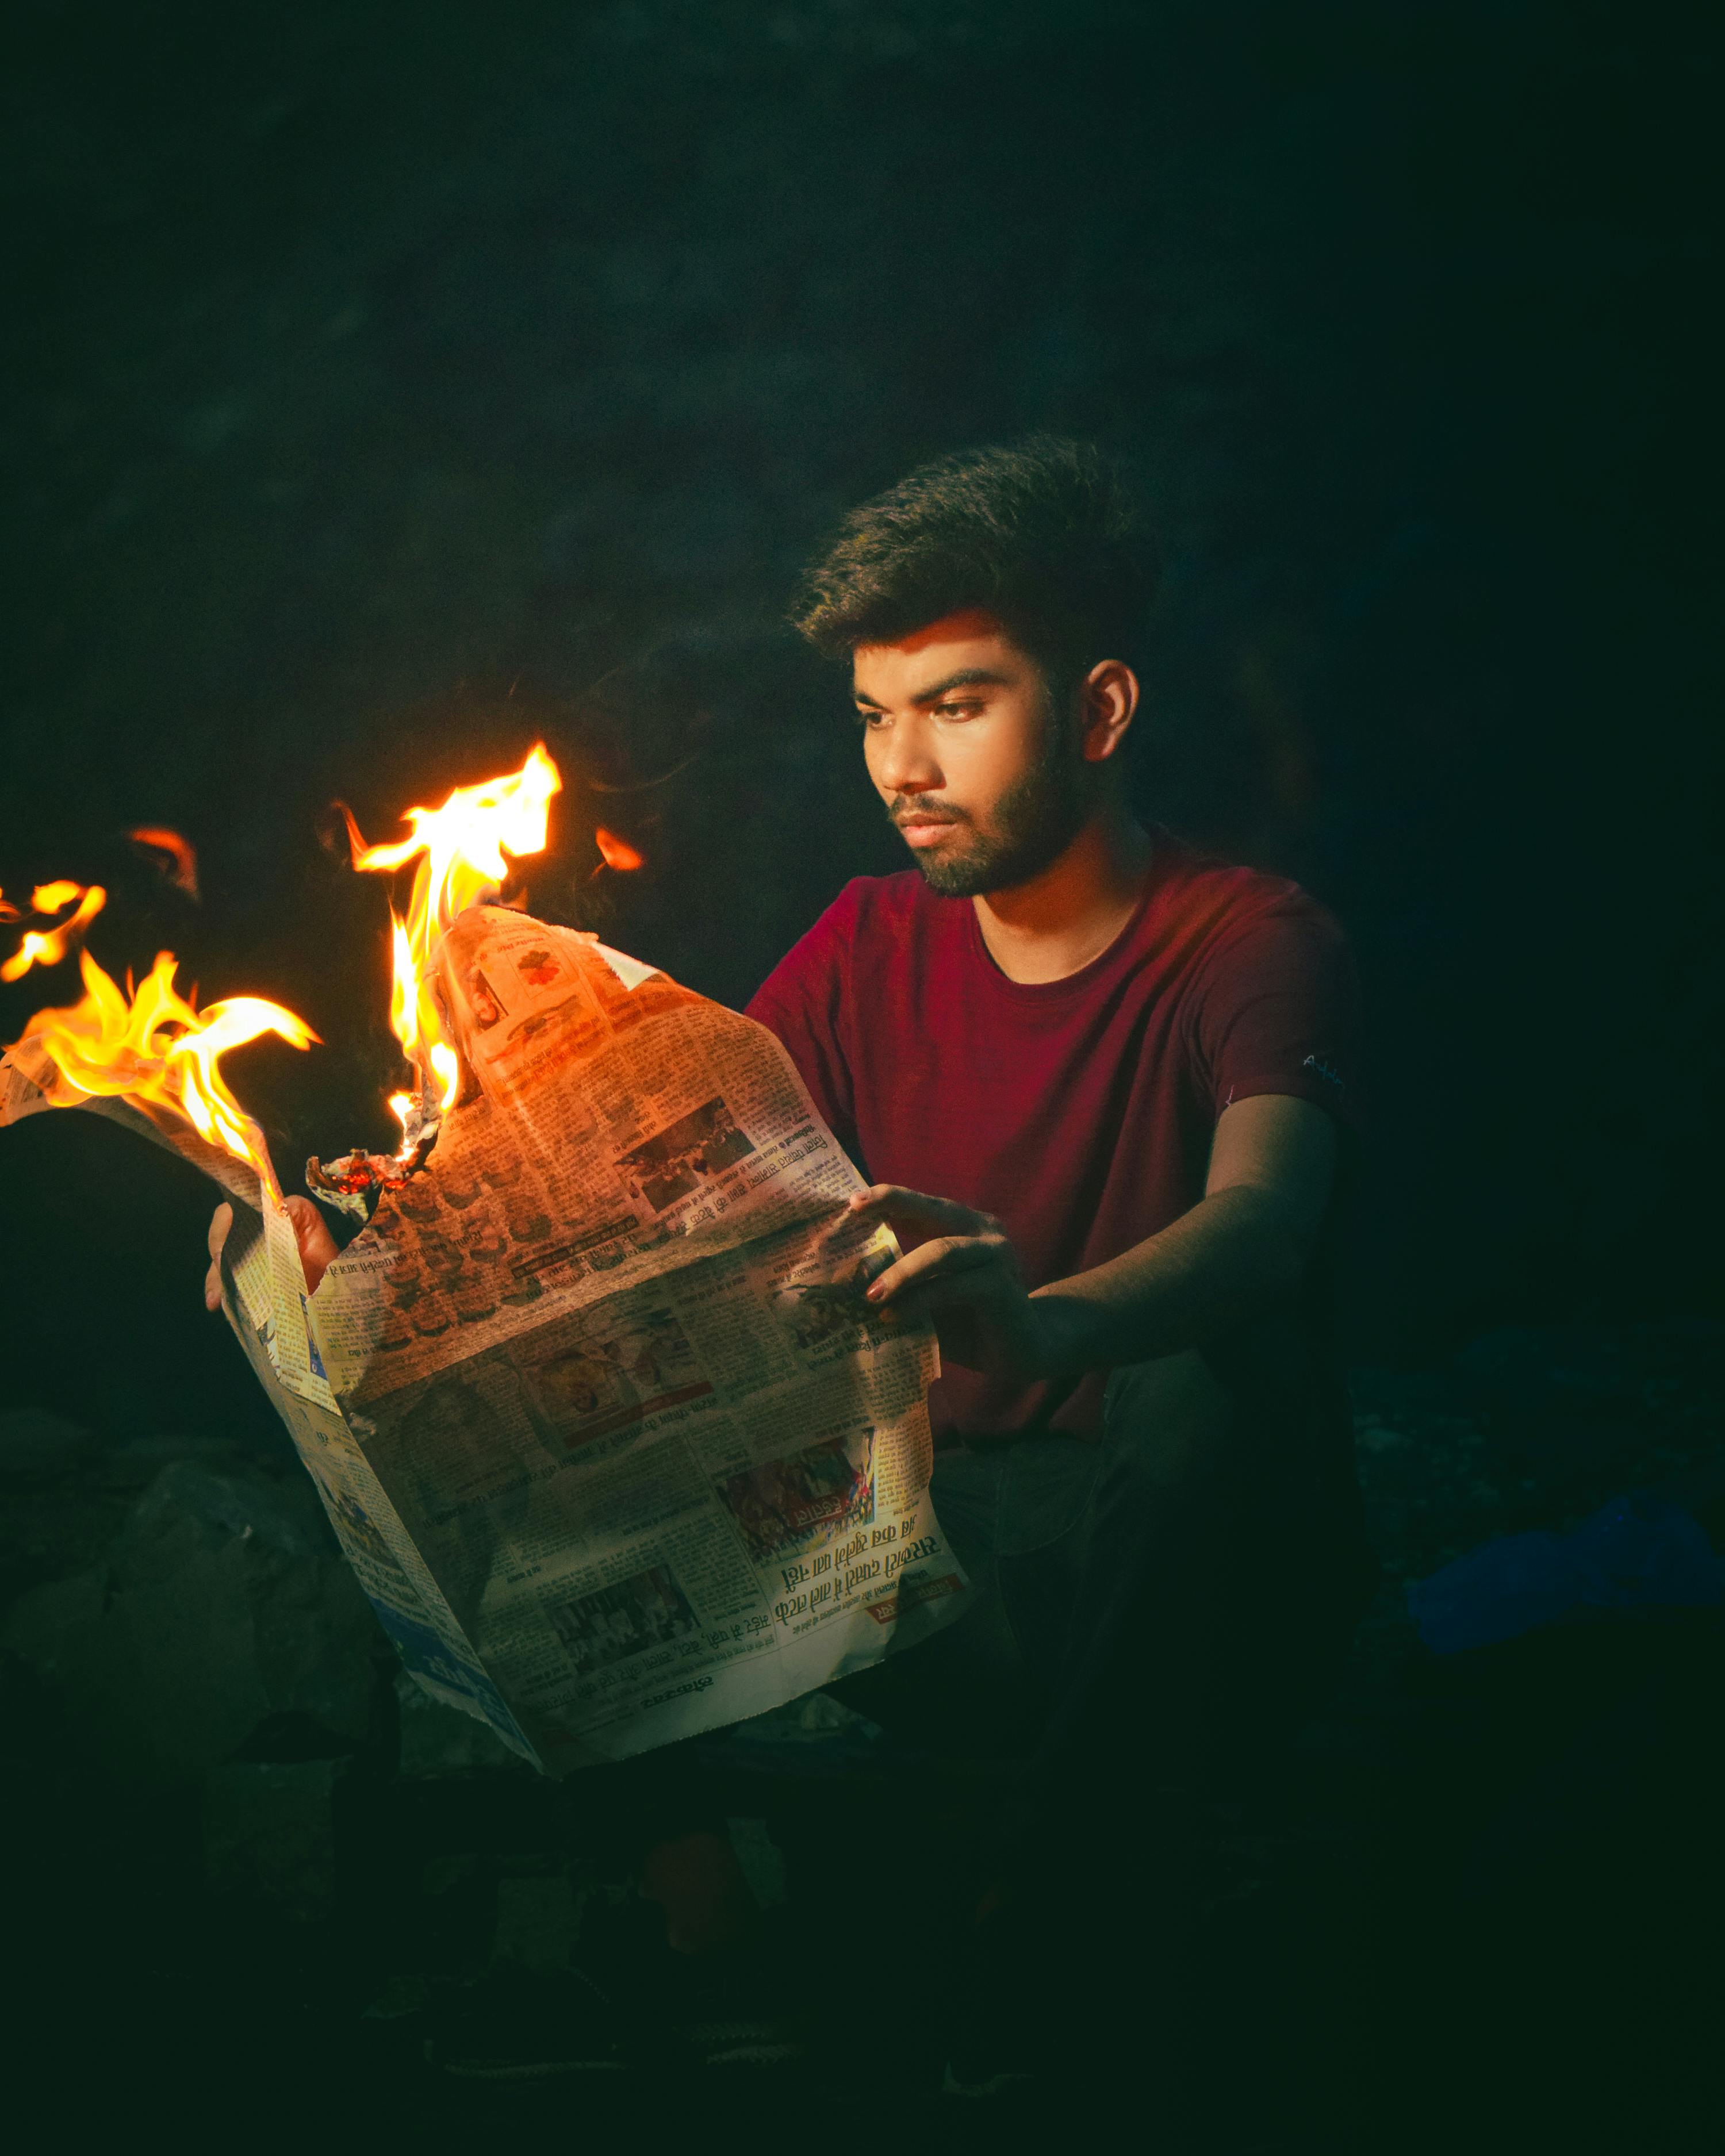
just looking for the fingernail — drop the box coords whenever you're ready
[866,1283,885,1302]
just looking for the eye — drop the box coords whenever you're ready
[934,700,982,720]
[855,708,888,729]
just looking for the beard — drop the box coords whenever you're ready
[891,724,1091,900]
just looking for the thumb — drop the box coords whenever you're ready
[204,1203,233,1314]
[281,1195,339,1296]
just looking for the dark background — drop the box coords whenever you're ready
[2,0,1719,1437]
[2,9,1722,2138]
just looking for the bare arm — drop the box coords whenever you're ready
[1028,1093,1337,1375]
[850,1093,1339,1382]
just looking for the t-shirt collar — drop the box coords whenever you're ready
[959,830,1177,1000]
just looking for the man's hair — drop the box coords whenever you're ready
[791,436,1156,684]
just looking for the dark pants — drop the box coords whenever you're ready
[838,1341,1376,2089]
[608,1337,1371,1875]
[846,1343,1373,1837]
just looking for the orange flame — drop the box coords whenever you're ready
[128,826,201,900]
[2,883,107,983]
[351,744,561,1120]
[13,946,316,1180]
[594,827,644,872]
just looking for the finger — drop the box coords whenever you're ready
[207,1202,233,1261]
[847,1184,993,1236]
[204,1260,224,1314]
[865,1236,1000,1303]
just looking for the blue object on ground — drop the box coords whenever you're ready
[1407,1493,1725,1654]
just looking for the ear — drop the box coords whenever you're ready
[1079,660,1139,764]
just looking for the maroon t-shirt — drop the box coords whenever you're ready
[746,831,1363,1445]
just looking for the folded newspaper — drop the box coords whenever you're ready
[1,905,969,1770]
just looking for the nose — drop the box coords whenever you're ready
[869,715,943,799]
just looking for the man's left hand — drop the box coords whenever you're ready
[843,1184,1052,1381]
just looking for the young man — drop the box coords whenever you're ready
[745,437,1375,2086]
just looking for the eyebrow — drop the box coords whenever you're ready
[853,666,1011,709]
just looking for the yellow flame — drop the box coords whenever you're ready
[353,745,561,1117]
[2,884,107,982]
[429,1041,459,1111]
[13,946,317,1179]
[388,914,419,1060]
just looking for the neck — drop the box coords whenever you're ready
[972,797,1154,984]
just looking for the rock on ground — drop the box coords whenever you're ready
[3,1447,382,1785]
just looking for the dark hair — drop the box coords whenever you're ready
[791,436,1156,683]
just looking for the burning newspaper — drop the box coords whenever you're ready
[1,771,968,1771]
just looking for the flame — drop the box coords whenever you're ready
[2,883,107,982]
[594,827,644,872]
[388,915,419,1060]
[128,826,201,900]
[351,745,561,1125]
[429,1041,459,1110]
[13,946,316,1179]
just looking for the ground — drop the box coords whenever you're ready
[3,1315,1718,2141]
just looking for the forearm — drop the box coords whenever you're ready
[1029,1184,1312,1380]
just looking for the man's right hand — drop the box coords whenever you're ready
[204,1198,339,1312]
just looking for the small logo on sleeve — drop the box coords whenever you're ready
[1302,1054,1345,1090]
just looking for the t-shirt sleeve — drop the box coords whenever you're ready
[745,883,862,1157]
[1186,896,1364,1134]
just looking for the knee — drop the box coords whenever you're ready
[1207,1311,1318,1402]
[1101,1347,1237,1495]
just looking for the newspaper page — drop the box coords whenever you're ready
[1,906,971,1772]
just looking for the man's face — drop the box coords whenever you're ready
[853,611,1089,897]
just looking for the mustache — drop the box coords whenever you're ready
[887,797,972,827]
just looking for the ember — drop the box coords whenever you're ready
[594,826,645,872]
[304,1134,434,1226]
[128,826,201,900]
